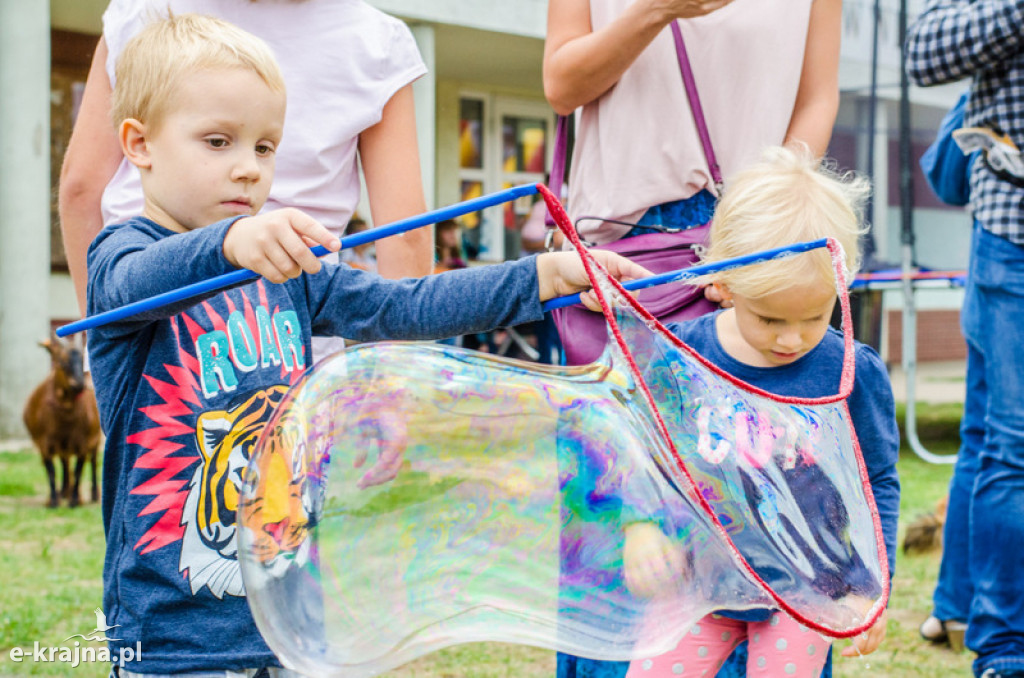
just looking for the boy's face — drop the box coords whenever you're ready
[717,281,837,367]
[128,67,285,233]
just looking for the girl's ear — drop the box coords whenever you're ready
[119,118,152,170]
[712,281,732,304]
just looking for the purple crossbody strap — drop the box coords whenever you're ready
[669,20,723,189]
[546,19,721,228]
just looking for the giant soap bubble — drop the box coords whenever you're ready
[236,235,888,677]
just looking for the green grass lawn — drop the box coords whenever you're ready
[0,402,974,676]
[0,449,107,677]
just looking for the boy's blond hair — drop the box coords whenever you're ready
[110,13,285,130]
[699,145,871,298]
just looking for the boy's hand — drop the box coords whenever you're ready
[223,208,341,283]
[623,522,687,598]
[839,602,887,657]
[536,250,651,311]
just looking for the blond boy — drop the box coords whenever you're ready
[87,14,645,675]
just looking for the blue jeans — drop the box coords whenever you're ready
[624,190,716,238]
[960,224,1024,677]
[931,342,984,624]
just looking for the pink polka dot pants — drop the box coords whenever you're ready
[625,612,831,677]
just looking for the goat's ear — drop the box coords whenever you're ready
[38,339,59,364]
[40,331,63,357]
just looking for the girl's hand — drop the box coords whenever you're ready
[623,522,687,598]
[224,208,341,283]
[840,607,887,657]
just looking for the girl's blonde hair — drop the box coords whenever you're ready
[700,145,870,298]
[110,12,285,130]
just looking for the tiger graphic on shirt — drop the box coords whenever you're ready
[178,384,312,598]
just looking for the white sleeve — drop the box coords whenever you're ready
[102,0,159,86]
[359,7,427,122]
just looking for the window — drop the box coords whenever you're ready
[457,95,552,261]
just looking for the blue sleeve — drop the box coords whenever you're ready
[906,0,1024,86]
[86,218,243,336]
[848,344,901,578]
[300,256,545,342]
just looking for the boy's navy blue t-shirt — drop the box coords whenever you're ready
[87,217,544,673]
[667,312,900,622]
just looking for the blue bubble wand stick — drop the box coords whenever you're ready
[57,183,828,337]
[541,238,828,312]
[57,184,540,337]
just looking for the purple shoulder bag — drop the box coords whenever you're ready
[550,22,722,365]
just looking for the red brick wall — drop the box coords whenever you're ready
[886,309,966,363]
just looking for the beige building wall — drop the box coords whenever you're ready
[0,1,52,437]
[0,0,976,437]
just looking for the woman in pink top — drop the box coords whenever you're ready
[544,1,841,676]
[543,0,840,245]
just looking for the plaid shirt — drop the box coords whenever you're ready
[906,0,1024,244]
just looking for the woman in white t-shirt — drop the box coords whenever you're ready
[59,0,433,361]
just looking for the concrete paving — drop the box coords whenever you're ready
[889,360,966,405]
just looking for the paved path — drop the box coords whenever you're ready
[0,438,29,453]
[889,360,966,405]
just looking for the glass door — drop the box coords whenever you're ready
[457,94,553,262]
[492,98,553,260]
[457,95,488,260]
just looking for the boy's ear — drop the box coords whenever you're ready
[119,118,152,170]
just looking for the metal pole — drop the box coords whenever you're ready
[899,0,957,464]
[862,0,882,263]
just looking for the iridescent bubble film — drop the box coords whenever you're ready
[238,273,887,677]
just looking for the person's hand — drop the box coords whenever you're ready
[223,208,341,283]
[623,522,688,598]
[839,604,887,657]
[653,0,737,20]
[352,409,408,489]
[536,250,651,312]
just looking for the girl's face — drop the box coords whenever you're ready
[715,280,837,368]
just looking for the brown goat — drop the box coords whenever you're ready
[22,333,100,508]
